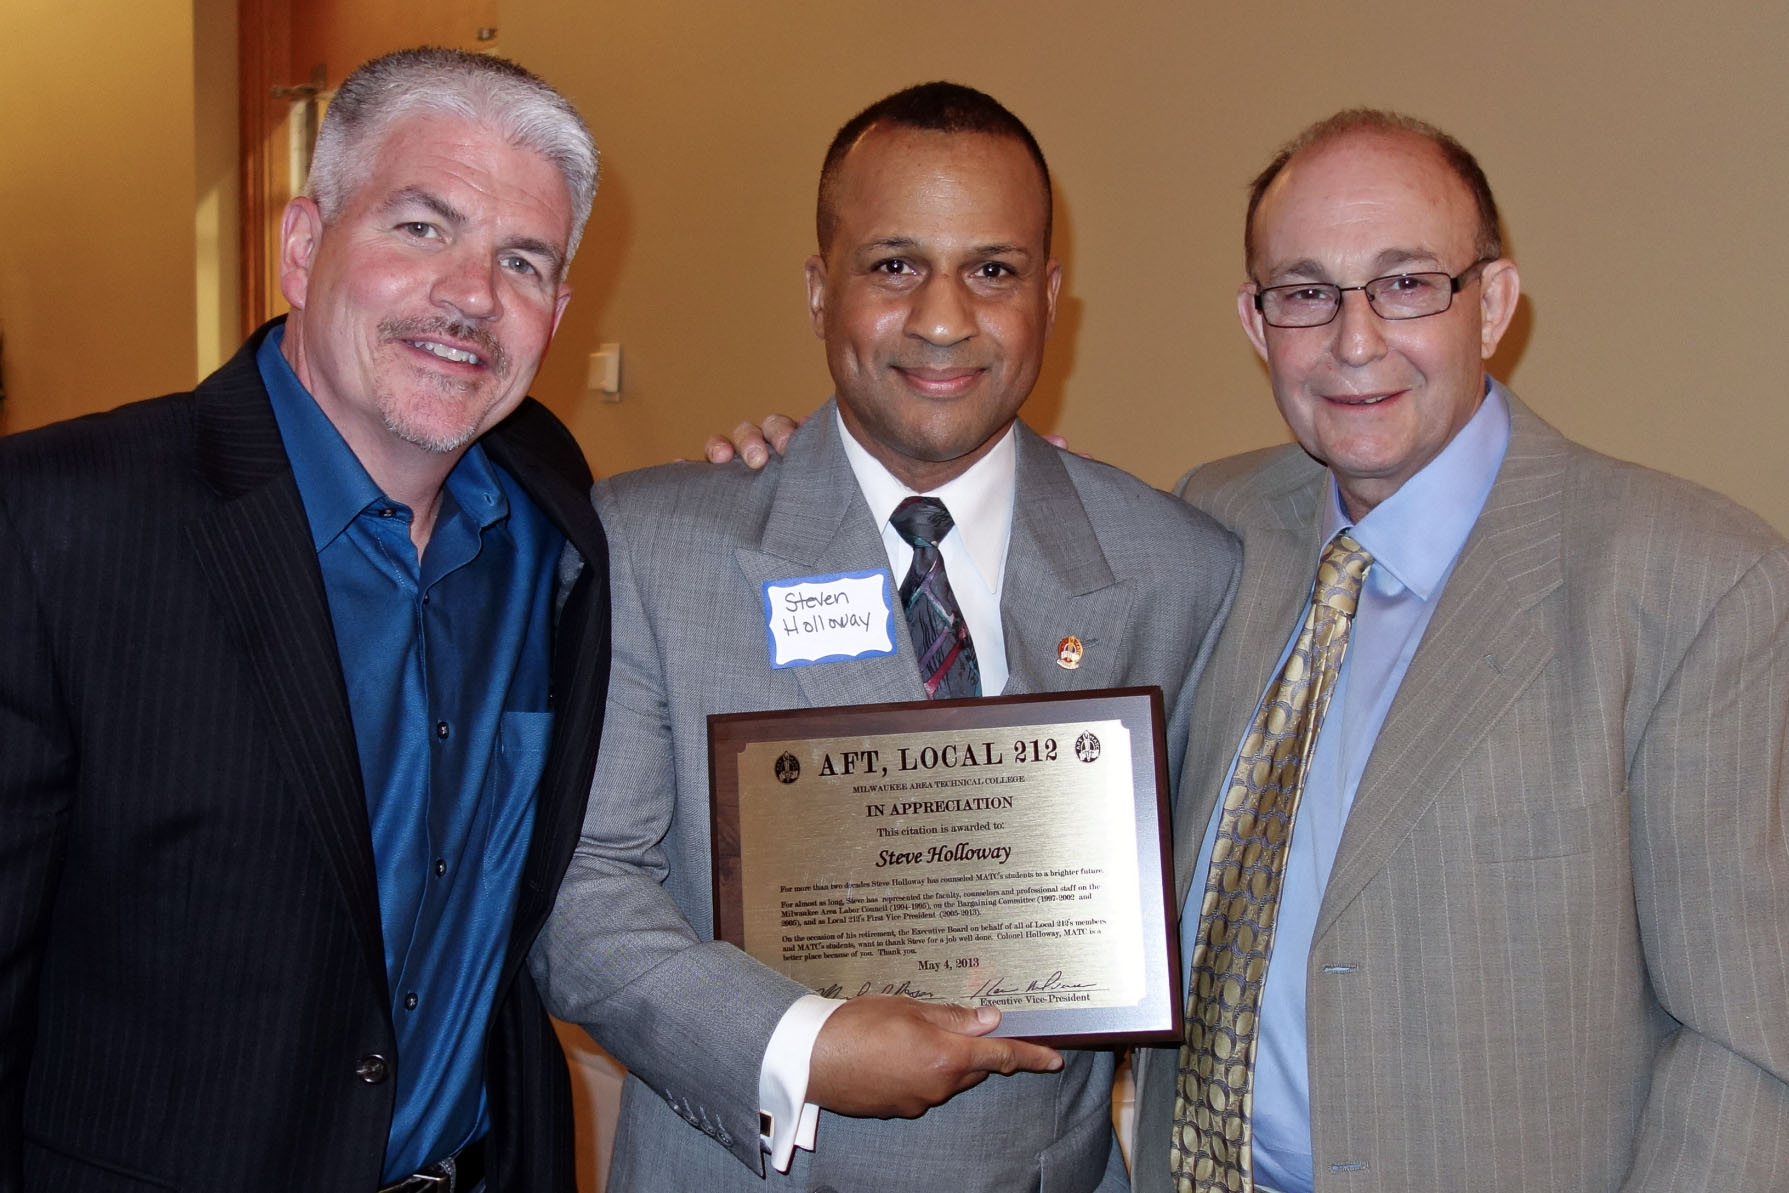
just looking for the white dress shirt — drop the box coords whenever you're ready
[756,411,1018,1169]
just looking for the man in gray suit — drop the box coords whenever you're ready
[534,84,1238,1191]
[1127,111,1789,1192]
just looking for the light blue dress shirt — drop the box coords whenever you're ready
[1180,382,1510,1192]
[258,327,561,1179]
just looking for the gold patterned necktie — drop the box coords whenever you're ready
[1171,532,1373,1192]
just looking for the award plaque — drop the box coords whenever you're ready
[709,688,1180,1046]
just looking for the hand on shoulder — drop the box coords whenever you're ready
[704,414,804,469]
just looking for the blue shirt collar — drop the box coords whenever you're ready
[256,323,510,554]
[1321,377,1511,600]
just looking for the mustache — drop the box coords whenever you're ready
[380,316,510,378]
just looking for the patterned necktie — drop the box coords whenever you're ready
[1171,532,1373,1192]
[889,496,980,700]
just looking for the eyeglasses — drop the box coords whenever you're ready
[1253,259,1493,328]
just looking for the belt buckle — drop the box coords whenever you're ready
[380,1139,479,1193]
[382,1167,452,1193]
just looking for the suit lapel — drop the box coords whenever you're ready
[183,328,388,996]
[1315,396,1569,937]
[483,402,606,582]
[734,405,930,709]
[1000,427,1133,696]
[1176,487,1319,905]
[730,414,1138,708]
[483,404,612,971]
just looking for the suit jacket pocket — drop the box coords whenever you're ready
[1468,795,1599,862]
[1038,1099,1121,1193]
[24,1136,180,1191]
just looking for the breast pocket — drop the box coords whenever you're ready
[499,708,555,764]
[1469,797,1597,862]
[478,709,555,890]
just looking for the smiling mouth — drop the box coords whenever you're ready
[406,339,484,367]
[894,365,986,396]
[382,316,508,377]
[1326,390,1400,407]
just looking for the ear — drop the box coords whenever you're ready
[1043,259,1063,335]
[1476,258,1521,359]
[802,254,829,339]
[1237,282,1271,363]
[550,284,573,338]
[278,197,325,310]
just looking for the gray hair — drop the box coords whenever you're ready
[308,48,600,263]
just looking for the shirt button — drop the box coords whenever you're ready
[404,992,419,1011]
[378,508,397,518]
[434,858,447,877]
[355,1054,389,1083]
[435,721,450,740]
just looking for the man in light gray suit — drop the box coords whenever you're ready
[1129,111,1789,1192]
[534,84,1238,1191]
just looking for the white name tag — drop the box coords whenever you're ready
[762,570,896,668]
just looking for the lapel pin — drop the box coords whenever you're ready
[1056,635,1083,670]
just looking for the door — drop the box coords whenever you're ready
[237,0,500,335]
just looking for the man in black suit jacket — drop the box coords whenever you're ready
[0,50,609,1192]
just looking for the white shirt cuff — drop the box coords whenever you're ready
[758,993,843,1171]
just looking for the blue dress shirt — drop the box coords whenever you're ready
[258,328,562,1179]
[1181,382,1510,1192]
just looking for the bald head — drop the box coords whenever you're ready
[1236,115,1522,519]
[1244,109,1501,275]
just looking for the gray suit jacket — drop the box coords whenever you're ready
[535,406,1239,1193]
[1131,391,1789,1192]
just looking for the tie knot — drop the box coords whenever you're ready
[891,496,955,549]
[1314,531,1373,618]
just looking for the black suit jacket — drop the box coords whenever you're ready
[0,322,610,1191]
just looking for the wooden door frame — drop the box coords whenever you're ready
[236,3,500,338]
[237,0,292,337]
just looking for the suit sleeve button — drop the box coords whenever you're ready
[355,1054,390,1083]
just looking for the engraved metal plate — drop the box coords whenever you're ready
[709,688,1179,1045]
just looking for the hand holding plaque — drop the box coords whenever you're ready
[807,995,1064,1118]
[710,688,1180,1045]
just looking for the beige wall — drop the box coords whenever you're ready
[2,0,200,434]
[3,4,1783,534]
[507,0,1789,535]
